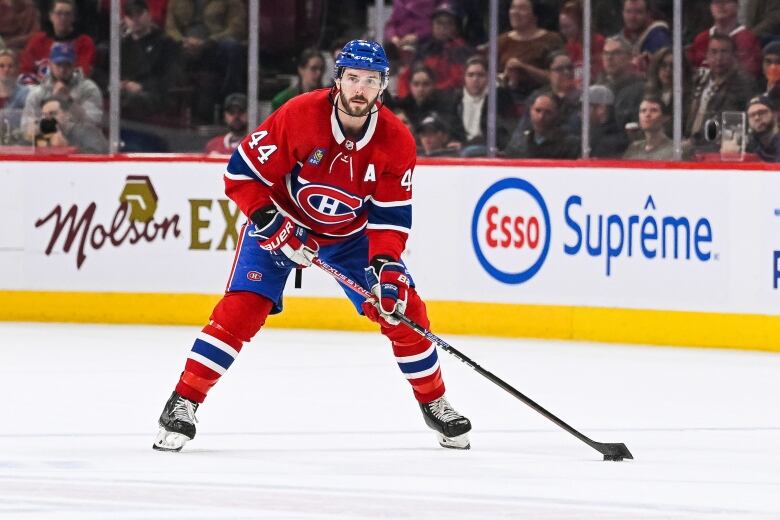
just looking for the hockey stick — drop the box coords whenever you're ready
[312,256,633,461]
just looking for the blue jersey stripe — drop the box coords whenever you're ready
[368,203,412,230]
[227,149,266,183]
[397,350,438,375]
[191,339,236,370]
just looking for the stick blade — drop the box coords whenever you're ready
[597,442,633,461]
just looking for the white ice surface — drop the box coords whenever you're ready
[1,322,779,519]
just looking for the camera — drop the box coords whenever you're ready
[39,118,57,135]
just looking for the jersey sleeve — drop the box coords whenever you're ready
[224,102,298,218]
[365,143,416,261]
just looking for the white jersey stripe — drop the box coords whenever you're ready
[188,352,226,375]
[237,145,274,186]
[224,171,253,180]
[366,223,410,233]
[366,196,413,207]
[395,343,436,363]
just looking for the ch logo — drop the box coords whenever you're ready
[247,271,263,281]
[119,175,158,222]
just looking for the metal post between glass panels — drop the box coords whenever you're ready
[108,0,120,154]
[582,0,592,159]
[673,0,683,160]
[248,0,260,128]
[487,0,498,158]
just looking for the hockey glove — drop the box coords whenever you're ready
[249,205,319,269]
[363,255,410,326]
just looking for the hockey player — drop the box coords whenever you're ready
[153,40,472,452]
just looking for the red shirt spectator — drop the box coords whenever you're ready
[204,93,247,155]
[559,0,604,87]
[687,0,761,78]
[19,0,95,81]
[396,4,473,98]
[0,0,40,51]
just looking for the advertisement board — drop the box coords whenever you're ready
[2,158,780,348]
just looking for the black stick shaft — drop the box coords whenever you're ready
[312,257,632,459]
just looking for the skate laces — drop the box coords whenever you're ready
[172,397,198,424]
[427,397,462,422]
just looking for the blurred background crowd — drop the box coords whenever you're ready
[0,0,779,161]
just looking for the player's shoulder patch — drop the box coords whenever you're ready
[307,147,327,165]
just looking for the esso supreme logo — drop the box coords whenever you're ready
[471,178,551,284]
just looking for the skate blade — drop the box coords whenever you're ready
[152,428,191,452]
[437,432,470,450]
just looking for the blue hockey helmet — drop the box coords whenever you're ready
[334,40,390,88]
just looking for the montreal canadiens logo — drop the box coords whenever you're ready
[296,184,363,225]
[471,178,551,284]
[247,271,262,281]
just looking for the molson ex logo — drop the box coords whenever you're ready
[35,175,181,269]
[471,178,551,284]
[563,194,715,275]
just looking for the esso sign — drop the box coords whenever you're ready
[471,178,551,284]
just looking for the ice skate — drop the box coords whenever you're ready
[152,391,199,452]
[419,395,472,450]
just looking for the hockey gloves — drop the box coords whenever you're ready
[363,255,410,326]
[249,205,319,269]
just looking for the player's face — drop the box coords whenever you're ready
[338,68,383,117]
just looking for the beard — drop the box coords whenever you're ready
[229,120,247,134]
[338,89,379,117]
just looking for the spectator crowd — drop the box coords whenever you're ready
[0,0,779,161]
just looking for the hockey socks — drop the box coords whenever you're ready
[394,339,445,403]
[175,323,243,403]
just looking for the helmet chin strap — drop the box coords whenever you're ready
[329,84,383,118]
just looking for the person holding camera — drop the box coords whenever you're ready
[35,96,108,153]
[21,42,102,143]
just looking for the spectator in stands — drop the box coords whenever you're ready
[504,91,580,158]
[613,0,671,74]
[410,3,473,94]
[450,55,516,155]
[745,94,780,161]
[166,0,247,124]
[539,50,581,134]
[383,0,436,53]
[761,42,780,103]
[742,0,780,44]
[204,93,247,155]
[559,0,605,87]
[0,49,29,138]
[34,95,107,153]
[498,0,564,97]
[394,109,414,133]
[596,37,645,133]
[120,0,181,121]
[21,43,102,141]
[0,49,29,111]
[394,64,454,130]
[271,48,325,111]
[644,47,692,136]
[19,0,95,82]
[688,0,762,78]
[687,34,756,144]
[587,84,629,158]
[0,0,40,52]
[623,95,676,160]
[416,112,459,157]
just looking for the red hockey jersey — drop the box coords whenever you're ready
[225,88,417,260]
